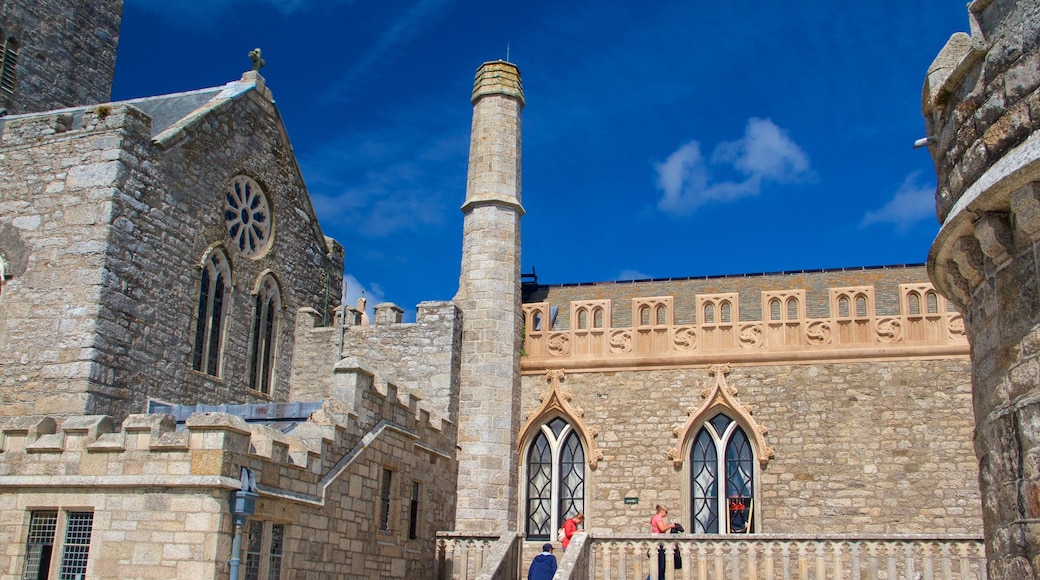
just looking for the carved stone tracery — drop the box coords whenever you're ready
[668,364,774,468]
[517,369,604,469]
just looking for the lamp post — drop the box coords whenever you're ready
[228,468,258,580]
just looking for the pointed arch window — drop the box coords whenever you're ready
[525,417,585,541]
[192,249,231,376]
[249,274,282,395]
[690,412,755,534]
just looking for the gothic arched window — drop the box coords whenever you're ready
[690,412,755,534]
[192,249,231,376]
[249,274,281,395]
[525,417,585,541]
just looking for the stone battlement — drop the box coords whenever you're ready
[0,396,452,493]
[0,103,152,148]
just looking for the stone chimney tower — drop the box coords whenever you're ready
[453,60,525,532]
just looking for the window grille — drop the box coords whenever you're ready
[58,511,93,580]
[22,511,57,580]
[268,524,284,580]
[244,520,264,580]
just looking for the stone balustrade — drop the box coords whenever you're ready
[437,533,986,580]
[523,285,968,372]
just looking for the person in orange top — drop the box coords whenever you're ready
[561,512,584,550]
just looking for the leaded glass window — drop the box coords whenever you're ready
[249,275,281,394]
[525,418,585,540]
[690,413,756,534]
[192,249,231,376]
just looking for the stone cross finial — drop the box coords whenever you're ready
[248,48,265,71]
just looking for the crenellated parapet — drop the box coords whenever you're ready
[0,103,152,148]
[523,282,967,371]
[0,396,453,499]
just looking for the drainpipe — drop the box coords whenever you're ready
[228,468,258,579]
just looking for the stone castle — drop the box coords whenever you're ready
[0,0,1027,578]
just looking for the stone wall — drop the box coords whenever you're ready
[0,389,457,578]
[923,0,1040,576]
[0,0,122,115]
[289,301,462,425]
[0,77,344,421]
[518,359,981,536]
[527,265,938,329]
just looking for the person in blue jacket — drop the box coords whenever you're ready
[528,542,558,580]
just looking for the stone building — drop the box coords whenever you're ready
[0,0,990,578]
[922,0,1040,577]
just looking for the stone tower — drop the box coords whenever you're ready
[922,0,1040,576]
[453,60,525,532]
[0,0,123,115]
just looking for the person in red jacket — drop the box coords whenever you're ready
[561,512,584,550]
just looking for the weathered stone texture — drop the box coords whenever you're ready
[0,392,457,578]
[0,81,344,421]
[519,358,980,535]
[0,0,123,115]
[454,61,525,533]
[925,1,1040,576]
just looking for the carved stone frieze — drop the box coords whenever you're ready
[517,369,604,469]
[875,318,902,343]
[608,330,632,354]
[672,327,697,351]
[522,282,967,372]
[739,324,763,348]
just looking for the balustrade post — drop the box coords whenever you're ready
[814,542,826,579]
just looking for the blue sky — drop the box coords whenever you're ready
[113,0,968,321]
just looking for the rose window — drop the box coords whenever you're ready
[224,176,272,258]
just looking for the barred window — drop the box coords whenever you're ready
[249,275,281,394]
[244,520,264,580]
[22,511,96,579]
[192,249,231,376]
[268,524,284,580]
[22,511,57,580]
[58,512,93,580]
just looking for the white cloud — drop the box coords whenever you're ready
[618,269,651,281]
[656,118,811,216]
[861,172,936,231]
